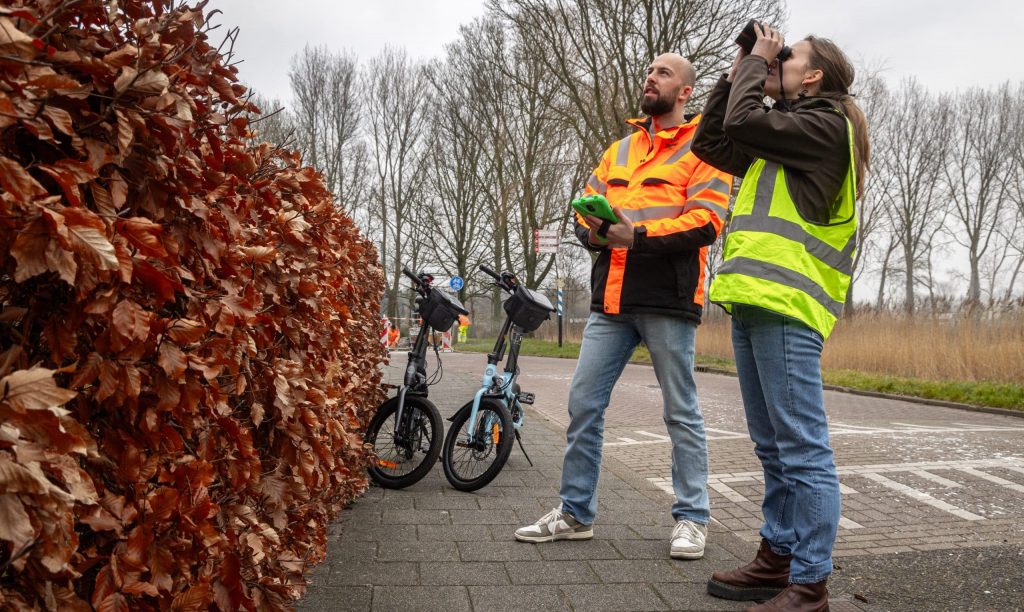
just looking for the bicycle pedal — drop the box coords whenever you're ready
[517,392,535,405]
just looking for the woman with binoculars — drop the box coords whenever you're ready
[693,21,870,612]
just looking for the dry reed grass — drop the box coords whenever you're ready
[696,311,1024,384]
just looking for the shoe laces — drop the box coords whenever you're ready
[537,507,563,525]
[672,519,700,541]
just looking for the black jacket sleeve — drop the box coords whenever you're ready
[722,56,848,173]
[692,75,754,176]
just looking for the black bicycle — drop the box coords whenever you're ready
[365,267,468,489]
[441,265,555,491]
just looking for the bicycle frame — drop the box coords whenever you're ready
[463,313,526,444]
[392,322,433,446]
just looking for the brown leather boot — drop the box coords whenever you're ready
[706,538,792,601]
[744,580,829,611]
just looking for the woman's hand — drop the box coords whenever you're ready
[726,46,749,83]
[750,22,785,63]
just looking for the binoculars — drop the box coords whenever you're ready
[735,19,792,62]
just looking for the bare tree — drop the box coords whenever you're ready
[288,45,367,213]
[942,83,1016,307]
[364,47,432,319]
[489,0,784,164]
[875,79,951,313]
[423,47,495,305]
[844,68,892,313]
[246,94,295,149]
[1001,83,1024,302]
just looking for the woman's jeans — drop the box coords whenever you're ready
[731,304,840,584]
[559,312,710,526]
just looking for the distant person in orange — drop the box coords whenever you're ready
[457,314,470,343]
[387,323,400,349]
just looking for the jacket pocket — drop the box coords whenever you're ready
[670,253,697,299]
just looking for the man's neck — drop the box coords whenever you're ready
[651,108,686,133]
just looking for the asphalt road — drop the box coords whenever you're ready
[431,350,1024,611]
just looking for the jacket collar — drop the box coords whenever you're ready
[772,96,839,113]
[626,113,700,140]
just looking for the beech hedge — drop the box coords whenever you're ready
[0,1,386,609]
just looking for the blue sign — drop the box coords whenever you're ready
[449,276,464,291]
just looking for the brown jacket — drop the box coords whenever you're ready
[692,56,849,224]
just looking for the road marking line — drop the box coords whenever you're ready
[839,483,859,495]
[709,482,751,503]
[839,516,864,529]
[910,470,963,488]
[635,430,671,441]
[705,427,747,438]
[607,425,1024,447]
[952,422,1019,430]
[616,437,638,443]
[859,473,984,521]
[719,476,758,483]
[955,467,1024,493]
[605,439,663,447]
[889,422,954,430]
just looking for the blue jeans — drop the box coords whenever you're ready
[731,304,840,584]
[560,312,710,526]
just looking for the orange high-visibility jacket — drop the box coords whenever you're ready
[574,114,732,321]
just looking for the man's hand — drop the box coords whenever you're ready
[586,223,608,247]
[585,207,634,249]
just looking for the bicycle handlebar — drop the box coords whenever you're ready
[478,264,520,294]
[479,265,501,281]
[402,266,421,285]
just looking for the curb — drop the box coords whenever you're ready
[693,364,1024,420]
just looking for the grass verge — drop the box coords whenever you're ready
[454,338,1024,412]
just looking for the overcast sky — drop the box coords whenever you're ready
[208,0,1023,104]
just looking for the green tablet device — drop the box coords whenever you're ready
[571,194,619,225]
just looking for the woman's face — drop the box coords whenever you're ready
[764,40,818,100]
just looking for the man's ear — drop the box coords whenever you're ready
[678,84,693,101]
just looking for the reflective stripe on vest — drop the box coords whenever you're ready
[709,114,857,339]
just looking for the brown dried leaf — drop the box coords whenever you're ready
[0,494,35,551]
[10,217,52,282]
[165,319,206,345]
[0,367,77,413]
[117,217,166,257]
[158,342,187,380]
[0,156,47,200]
[66,222,118,272]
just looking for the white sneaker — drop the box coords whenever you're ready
[670,519,707,559]
[514,507,594,543]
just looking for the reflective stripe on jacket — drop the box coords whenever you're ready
[709,113,858,339]
[574,114,732,322]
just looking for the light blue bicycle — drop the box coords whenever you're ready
[441,265,555,491]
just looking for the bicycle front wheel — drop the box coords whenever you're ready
[365,395,443,489]
[442,398,514,491]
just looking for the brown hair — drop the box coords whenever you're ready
[804,36,871,200]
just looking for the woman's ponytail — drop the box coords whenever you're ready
[805,36,871,200]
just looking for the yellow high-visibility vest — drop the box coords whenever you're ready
[709,113,857,339]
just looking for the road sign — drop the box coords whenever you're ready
[449,276,464,291]
[534,228,559,254]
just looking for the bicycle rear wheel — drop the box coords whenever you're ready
[365,395,443,489]
[442,398,514,491]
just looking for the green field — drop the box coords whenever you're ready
[454,338,1024,412]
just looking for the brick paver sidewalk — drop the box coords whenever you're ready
[296,358,872,611]
[297,352,1024,611]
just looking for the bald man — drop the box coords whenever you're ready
[515,53,732,561]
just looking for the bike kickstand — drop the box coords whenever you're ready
[514,430,533,467]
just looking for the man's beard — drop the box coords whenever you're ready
[640,87,678,117]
